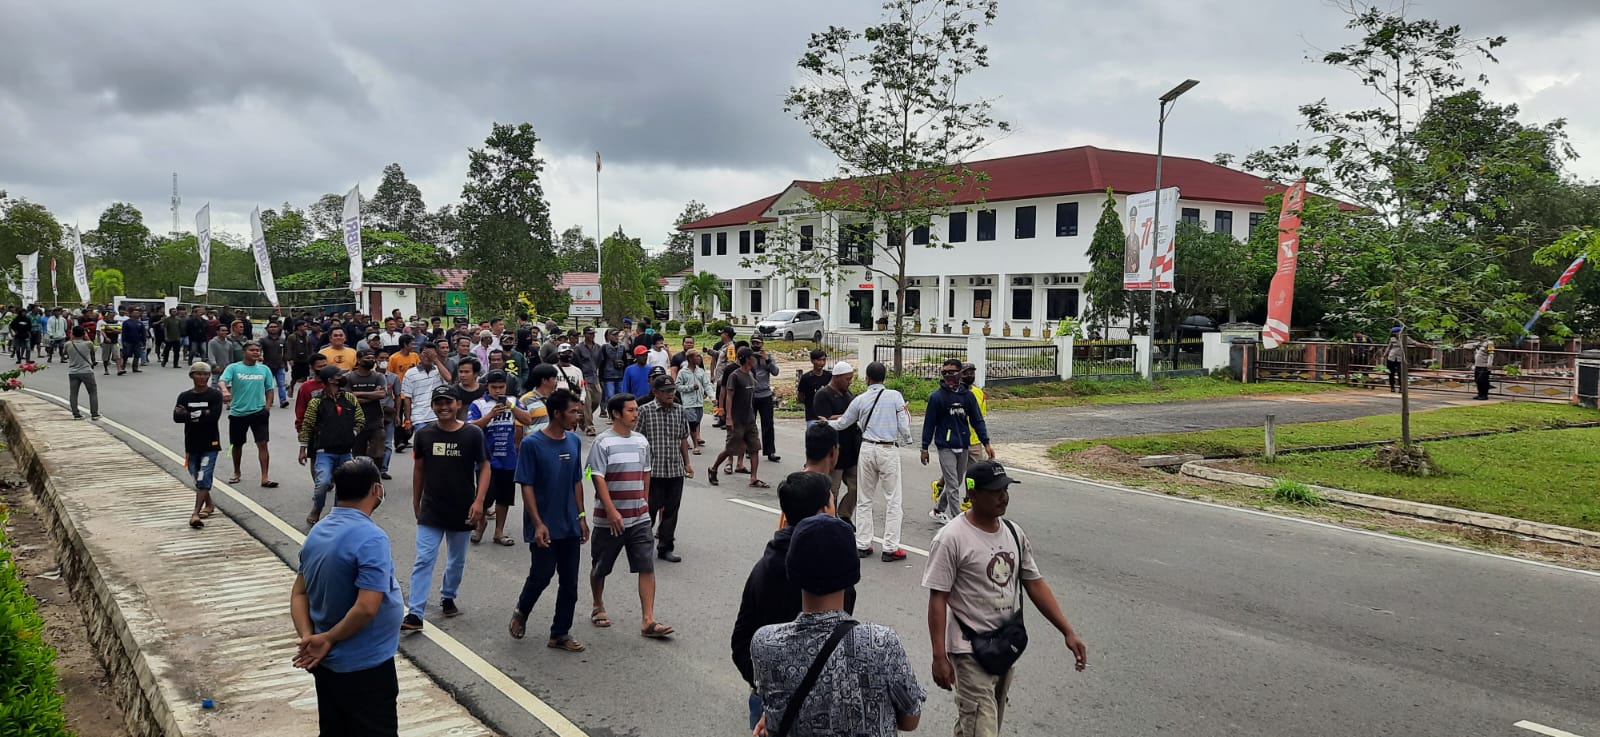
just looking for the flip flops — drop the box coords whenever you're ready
[641,621,674,638]
[590,608,611,628]
[495,536,516,546]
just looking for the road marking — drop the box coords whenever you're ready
[1004,464,1600,580]
[725,498,931,557]
[23,388,592,737]
[1516,720,1586,737]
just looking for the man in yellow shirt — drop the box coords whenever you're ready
[388,334,421,381]
[318,327,358,371]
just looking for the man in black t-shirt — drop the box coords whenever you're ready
[403,385,490,631]
[173,362,224,528]
[345,350,390,470]
[796,349,832,422]
[812,363,861,522]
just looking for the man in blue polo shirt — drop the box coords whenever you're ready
[290,457,404,735]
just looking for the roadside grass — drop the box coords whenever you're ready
[1048,402,1598,458]
[775,374,1335,415]
[1269,479,1324,506]
[1234,427,1600,532]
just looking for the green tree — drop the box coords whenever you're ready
[370,163,431,241]
[275,229,445,290]
[678,270,728,322]
[1172,222,1254,327]
[656,200,710,277]
[89,267,125,304]
[554,225,598,273]
[743,0,1008,373]
[87,203,154,293]
[1082,189,1126,337]
[457,122,563,318]
[599,228,650,326]
[260,204,313,274]
[0,194,64,279]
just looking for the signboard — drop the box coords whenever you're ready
[1122,187,1179,292]
[568,284,602,316]
[444,291,469,316]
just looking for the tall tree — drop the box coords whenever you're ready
[657,200,710,276]
[276,229,445,290]
[678,270,727,322]
[260,203,313,274]
[554,225,598,273]
[599,227,651,326]
[743,0,1008,373]
[370,163,431,241]
[88,202,154,292]
[89,267,125,304]
[1082,189,1126,337]
[0,193,64,272]
[457,122,564,318]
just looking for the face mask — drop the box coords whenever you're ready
[962,375,975,386]
[378,361,389,370]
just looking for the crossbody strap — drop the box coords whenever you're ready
[952,519,1026,640]
[776,620,859,737]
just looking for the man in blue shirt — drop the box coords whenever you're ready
[220,341,279,487]
[290,457,404,736]
[498,387,590,652]
[621,344,652,399]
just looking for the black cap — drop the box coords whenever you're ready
[430,385,459,401]
[484,370,509,385]
[719,326,736,337]
[583,326,596,334]
[651,375,676,392]
[786,516,861,595]
[967,461,1020,491]
[318,365,343,382]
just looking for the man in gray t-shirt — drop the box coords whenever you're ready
[64,327,100,419]
[709,348,764,488]
[748,337,782,463]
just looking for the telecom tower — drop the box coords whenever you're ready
[170,172,182,236]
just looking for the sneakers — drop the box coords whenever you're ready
[441,599,461,618]
[856,546,874,559]
[928,510,951,524]
[401,613,424,631]
[881,549,907,562]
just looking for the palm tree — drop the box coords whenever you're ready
[677,270,727,322]
[89,268,125,305]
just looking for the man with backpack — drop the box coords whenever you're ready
[299,366,367,528]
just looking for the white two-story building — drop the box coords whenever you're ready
[680,145,1286,335]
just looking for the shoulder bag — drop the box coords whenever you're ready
[952,520,1029,676]
[775,619,859,737]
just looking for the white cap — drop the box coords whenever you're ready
[831,361,854,376]
[558,342,573,353]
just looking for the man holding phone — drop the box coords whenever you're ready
[468,371,533,545]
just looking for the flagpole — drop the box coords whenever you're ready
[595,150,603,279]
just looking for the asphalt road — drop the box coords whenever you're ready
[22,359,1599,737]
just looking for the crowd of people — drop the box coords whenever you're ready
[22,300,1088,737]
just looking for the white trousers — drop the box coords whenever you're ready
[855,443,904,552]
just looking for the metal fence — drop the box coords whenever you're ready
[874,340,970,378]
[985,342,1058,383]
[1258,341,1575,402]
[1074,341,1138,378]
[1151,340,1206,376]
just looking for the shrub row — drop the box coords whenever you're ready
[0,510,70,736]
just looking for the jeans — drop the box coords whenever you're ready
[272,366,289,404]
[602,379,623,407]
[186,450,219,490]
[748,690,764,732]
[935,447,970,517]
[754,394,777,457]
[311,658,398,737]
[69,373,99,418]
[857,443,905,552]
[408,525,471,618]
[312,451,354,513]
[515,537,581,639]
[381,420,395,472]
[649,476,685,552]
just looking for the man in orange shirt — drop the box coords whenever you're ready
[319,327,358,371]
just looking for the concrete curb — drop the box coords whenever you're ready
[1180,459,1600,548]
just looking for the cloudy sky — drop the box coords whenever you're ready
[2,0,1597,250]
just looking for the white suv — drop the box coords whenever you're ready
[756,309,825,341]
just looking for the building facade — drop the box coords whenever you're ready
[681,146,1283,335]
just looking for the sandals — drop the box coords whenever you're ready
[509,610,527,640]
[260,481,280,488]
[734,467,750,475]
[641,621,675,639]
[723,464,734,474]
[590,608,612,628]
[199,506,215,519]
[548,636,586,652]
[188,515,204,529]
[227,474,242,484]
[708,468,719,486]
[691,448,702,455]
[495,535,516,546]
[748,479,770,489]
[471,529,484,544]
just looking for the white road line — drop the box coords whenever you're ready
[724,498,930,557]
[1005,464,1600,580]
[1515,720,1586,737]
[23,388,592,737]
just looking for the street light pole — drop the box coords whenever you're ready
[1147,79,1199,378]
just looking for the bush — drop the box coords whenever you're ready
[707,319,731,337]
[665,319,682,333]
[0,511,70,736]
[683,319,704,336]
[1269,479,1324,506]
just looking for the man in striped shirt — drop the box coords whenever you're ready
[587,392,675,638]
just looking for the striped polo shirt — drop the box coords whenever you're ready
[586,429,652,527]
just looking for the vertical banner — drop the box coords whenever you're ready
[18,251,39,305]
[342,185,363,293]
[50,258,57,301]
[194,204,212,296]
[250,207,279,307]
[1519,253,1587,342]
[70,225,90,305]
[1261,179,1308,350]
[1122,187,1179,292]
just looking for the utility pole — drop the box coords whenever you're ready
[1147,79,1199,378]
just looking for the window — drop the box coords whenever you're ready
[948,288,955,318]
[838,223,872,266]
[1181,208,1201,226]
[749,289,762,313]
[739,230,751,254]
[1055,202,1078,237]
[973,289,992,319]
[912,225,929,245]
[1045,288,1079,320]
[1249,212,1265,232]
[700,233,711,256]
[753,229,766,253]
[976,209,996,241]
[1215,210,1233,236]
[796,289,811,309]
[716,232,727,255]
[903,288,921,315]
[1014,206,1036,239]
[948,211,968,243]
[1011,289,1033,321]
[800,225,814,251]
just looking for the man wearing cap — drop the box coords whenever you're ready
[747,337,783,463]
[622,344,653,400]
[751,513,924,736]
[813,361,861,521]
[637,374,693,562]
[829,361,913,561]
[403,385,491,631]
[921,358,993,524]
[554,343,587,411]
[1384,327,1430,394]
[599,328,629,411]
[708,347,765,488]
[1460,334,1497,400]
[467,371,533,545]
[472,329,496,366]
[299,366,367,527]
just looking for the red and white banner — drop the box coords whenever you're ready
[1261,180,1307,349]
[1122,187,1179,292]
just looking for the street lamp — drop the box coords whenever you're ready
[1146,78,1199,378]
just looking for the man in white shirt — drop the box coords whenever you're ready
[400,343,449,433]
[827,361,912,562]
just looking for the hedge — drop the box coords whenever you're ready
[0,510,70,736]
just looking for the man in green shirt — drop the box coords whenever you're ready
[220,341,279,488]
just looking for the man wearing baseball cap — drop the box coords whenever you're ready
[621,344,652,400]
[922,461,1088,737]
[637,373,693,561]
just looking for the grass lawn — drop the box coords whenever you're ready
[773,374,1337,415]
[1234,428,1600,532]
[1049,402,1600,458]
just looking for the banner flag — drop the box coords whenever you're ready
[1519,253,1587,343]
[70,225,90,304]
[4,273,16,299]
[194,204,212,296]
[1122,187,1179,292]
[250,207,279,307]
[1261,180,1308,349]
[50,258,57,299]
[343,185,363,293]
[18,251,39,305]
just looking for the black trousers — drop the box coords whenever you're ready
[311,658,398,737]
[649,475,685,552]
[1386,360,1402,391]
[1474,366,1492,398]
[753,395,777,457]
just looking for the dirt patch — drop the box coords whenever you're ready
[1070,444,1139,467]
[0,469,130,737]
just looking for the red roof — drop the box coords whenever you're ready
[433,268,470,290]
[679,146,1290,230]
[559,272,599,288]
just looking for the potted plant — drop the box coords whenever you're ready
[961,320,971,335]
[1042,324,1053,339]
[912,319,921,333]
[981,321,992,336]
[876,315,889,331]
[1002,322,1011,337]
[943,321,953,334]
[1022,325,1032,337]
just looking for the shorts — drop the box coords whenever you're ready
[590,522,655,577]
[291,361,310,383]
[228,410,271,446]
[725,424,759,457]
[486,467,517,507]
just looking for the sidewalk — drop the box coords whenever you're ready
[2,392,493,737]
